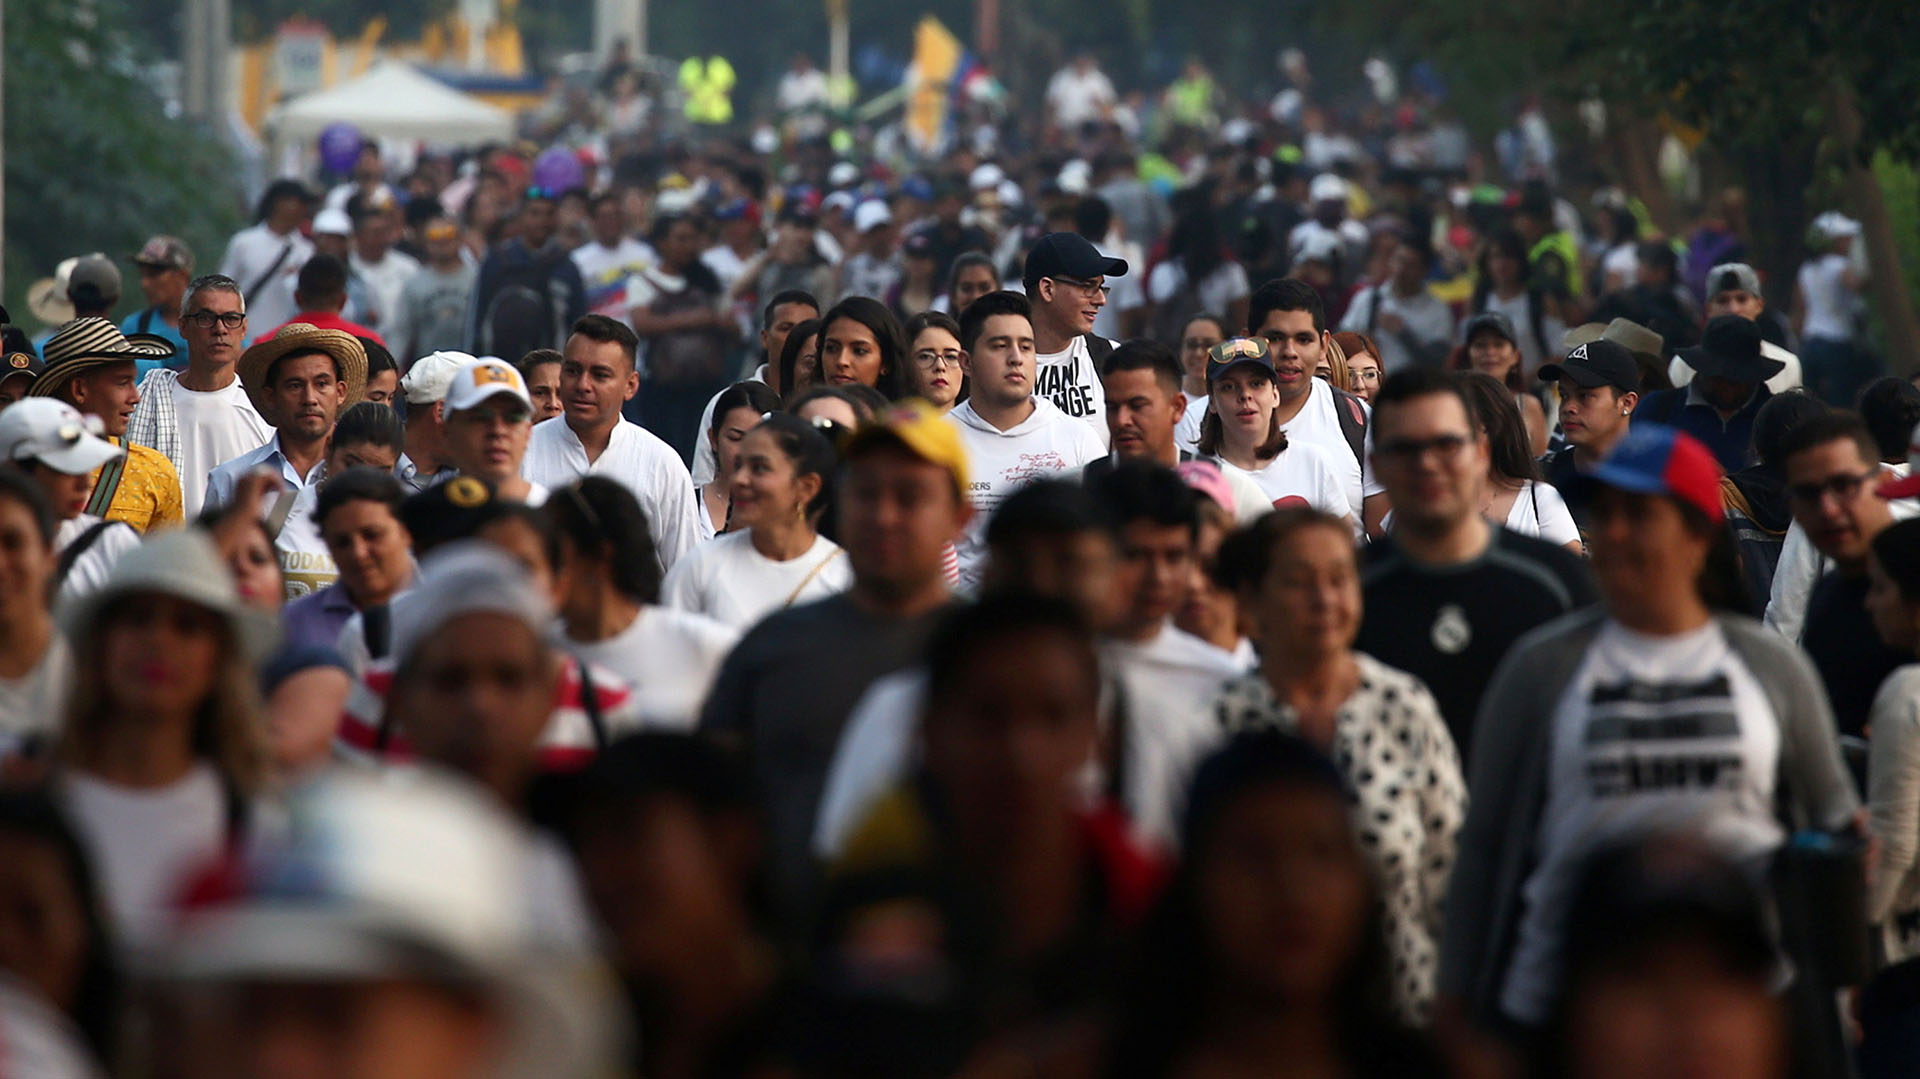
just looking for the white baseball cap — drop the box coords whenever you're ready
[852,199,893,234]
[1310,173,1348,203]
[0,398,122,475]
[401,350,473,405]
[444,357,534,415]
[312,207,354,236]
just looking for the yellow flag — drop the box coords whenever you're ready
[907,17,961,152]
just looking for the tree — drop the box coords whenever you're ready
[6,0,244,326]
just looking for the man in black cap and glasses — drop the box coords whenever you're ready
[1023,231,1130,447]
[1636,314,1784,472]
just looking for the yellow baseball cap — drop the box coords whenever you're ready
[844,398,969,495]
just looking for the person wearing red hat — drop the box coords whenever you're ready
[1440,423,1859,1039]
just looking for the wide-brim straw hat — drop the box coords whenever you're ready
[29,317,174,397]
[236,323,368,418]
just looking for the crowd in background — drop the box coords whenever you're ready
[0,39,1915,1079]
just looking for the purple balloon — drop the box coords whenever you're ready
[318,122,363,176]
[531,147,586,195]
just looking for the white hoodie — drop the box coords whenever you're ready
[948,396,1106,592]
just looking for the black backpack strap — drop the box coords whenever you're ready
[56,521,118,583]
[85,455,128,519]
[576,659,609,750]
[1331,386,1369,467]
[136,307,156,334]
[1080,332,1113,364]
[1365,282,1384,334]
[1526,288,1550,366]
[362,604,392,662]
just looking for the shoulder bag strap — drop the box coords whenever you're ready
[245,239,296,299]
[56,521,117,582]
[85,455,128,519]
[782,548,844,609]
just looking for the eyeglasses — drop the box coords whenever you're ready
[1787,470,1879,506]
[1375,434,1472,463]
[913,348,964,369]
[1047,274,1110,298]
[184,311,246,330]
[1208,337,1270,365]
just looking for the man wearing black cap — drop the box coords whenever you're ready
[1636,315,1782,472]
[123,236,194,373]
[1540,338,1642,535]
[1024,231,1128,446]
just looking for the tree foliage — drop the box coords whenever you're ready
[5,0,243,321]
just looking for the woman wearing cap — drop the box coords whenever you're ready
[550,477,738,729]
[902,311,968,414]
[0,471,71,747]
[54,528,273,947]
[1209,508,1463,1019]
[1861,518,1920,960]
[1440,424,1858,1036]
[696,381,783,540]
[0,398,142,602]
[665,413,852,631]
[1197,338,1353,527]
[1111,730,1445,1077]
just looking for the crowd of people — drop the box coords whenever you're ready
[0,40,1916,1079]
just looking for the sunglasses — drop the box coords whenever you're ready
[1207,338,1270,365]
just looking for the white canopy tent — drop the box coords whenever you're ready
[269,61,515,148]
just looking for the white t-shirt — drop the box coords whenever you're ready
[64,764,229,947]
[1798,253,1858,342]
[559,606,739,730]
[275,484,337,600]
[522,417,702,571]
[1502,620,1784,1023]
[1504,481,1582,549]
[1033,335,1111,447]
[1280,376,1381,519]
[1102,626,1248,849]
[348,248,422,335]
[1091,239,1146,341]
[170,379,273,517]
[1175,394,1209,457]
[572,238,656,327]
[660,530,852,630]
[0,636,71,754]
[948,398,1106,592]
[1339,284,1457,373]
[1046,66,1116,128]
[1147,259,1251,321]
[219,223,312,332]
[1209,442,1353,519]
[54,516,141,602]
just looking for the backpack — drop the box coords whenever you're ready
[644,274,730,387]
[1722,476,1788,613]
[479,254,566,361]
[1331,385,1368,467]
[1147,264,1208,348]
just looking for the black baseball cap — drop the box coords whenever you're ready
[1206,338,1277,384]
[1463,311,1519,347]
[1540,339,1641,394]
[1022,232,1128,290]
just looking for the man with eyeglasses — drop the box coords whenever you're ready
[1022,232,1126,446]
[1778,411,1907,741]
[441,357,546,505]
[1354,368,1595,757]
[126,274,274,516]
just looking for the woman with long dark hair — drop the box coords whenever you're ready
[1455,371,1582,552]
[697,381,784,539]
[1148,193,1251,344]
[664,413,851,630]
[1441,424,1857,1038]
[776,317,824,398]
[818,295,908,400]
[1110,729,1446,1077]
[547,477,738,729]
[1469,227,1565,373]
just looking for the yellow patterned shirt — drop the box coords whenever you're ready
[90,439,184,534]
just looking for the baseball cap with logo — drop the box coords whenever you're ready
[0,398,123,475]
[1581,423,1724,522]
[444,357,534,415]
[845,399,970,496]
[1540,339,1641,394]
[132,236,194,274]
[402,351,474,405]
[1207,337,1278,384]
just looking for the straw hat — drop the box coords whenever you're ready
[235,322,368,418]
